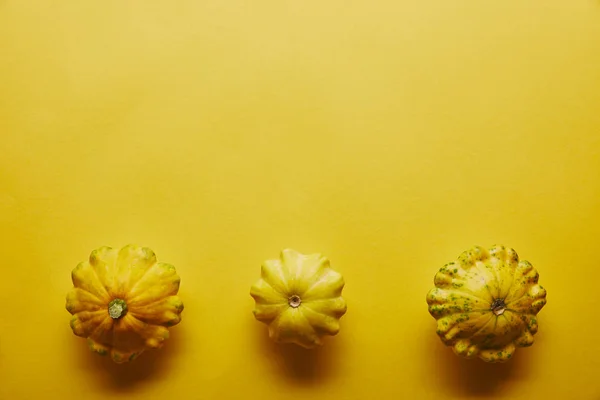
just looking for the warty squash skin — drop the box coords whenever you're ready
[427,245,547,362]
[250,249,347,349]
[66,245,184,363]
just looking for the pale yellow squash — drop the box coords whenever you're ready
[250,249,347,348]
[427,245,547,362]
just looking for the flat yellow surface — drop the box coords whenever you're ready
[1,1,599,399]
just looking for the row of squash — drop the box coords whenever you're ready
[66,244,546,364]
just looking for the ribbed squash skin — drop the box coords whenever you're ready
[427,245,547,362]
[250,249,347,348]
[66,245,183,363]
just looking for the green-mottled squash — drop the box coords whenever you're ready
[426,245,547,362]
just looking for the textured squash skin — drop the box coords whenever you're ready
[427,245,547,362]
[66,245,184,363]
[250,249,347,349]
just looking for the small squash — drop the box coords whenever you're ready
[66,245,184,363]
[426,245,547,362]
[250,249,347,348]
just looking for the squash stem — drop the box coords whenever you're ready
[491,298,506,316]
[108,298,128,319]
[288,295,302,308]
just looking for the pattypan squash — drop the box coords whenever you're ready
[427,245,547,362]
[250,249,347,348]
[66,245,184,363]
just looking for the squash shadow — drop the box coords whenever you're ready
[257,325,341,385]
[426,335,532,396]
[74,326,184,392]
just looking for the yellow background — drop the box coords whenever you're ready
[1,1,599,399]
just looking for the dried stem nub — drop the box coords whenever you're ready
[288,295,302,308]
[491,298,506,316]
